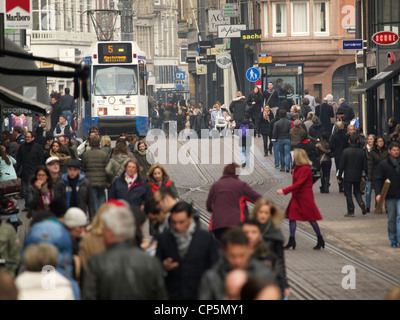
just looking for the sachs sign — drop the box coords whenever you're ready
[372,31,399,46]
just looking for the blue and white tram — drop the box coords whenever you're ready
[81,41,148,138]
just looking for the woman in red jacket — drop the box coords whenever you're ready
[276,149,325,250]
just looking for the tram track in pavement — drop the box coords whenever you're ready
[161,137,399,300]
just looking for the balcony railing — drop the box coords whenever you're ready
[31,31,97,43]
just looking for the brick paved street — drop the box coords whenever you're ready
[162,136,400,300]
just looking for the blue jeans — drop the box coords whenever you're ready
[61,110,72,126]
[272,140,280,167]
[343,181,365,214]
[92,187,106,216]
[278,139,291,170]
[385,198,400,245]
[241,146,250,167]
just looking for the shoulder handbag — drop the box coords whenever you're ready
[311,166,321,184]
[0,179,21,195]
[264,90,275,107]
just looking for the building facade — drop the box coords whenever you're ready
[260,0,358,108]
[352,0,400,137]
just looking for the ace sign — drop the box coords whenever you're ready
[208,10,230,33]
[3,0,33,29]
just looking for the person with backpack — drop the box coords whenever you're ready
[238,113,255,168]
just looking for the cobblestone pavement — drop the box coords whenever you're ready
[16,135,400,300]
[160,135,400,300]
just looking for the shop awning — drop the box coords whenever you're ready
[352,59,400,94]
[0,85,51,114]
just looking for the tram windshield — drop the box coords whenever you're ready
[93,65,138,96]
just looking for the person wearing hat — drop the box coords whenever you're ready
[60,159,95,221]
[46,156,61,183]
[64,207,88,254]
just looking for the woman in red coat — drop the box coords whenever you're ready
[276,149,325,250]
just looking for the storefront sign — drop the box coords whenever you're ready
[372,31,399,46]
[1,106,32,115]
[218,24,247,38]
[4,0,32,29]
[208,10,230,33]
[241,29,262,43]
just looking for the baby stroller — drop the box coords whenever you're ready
[214,112,232,136]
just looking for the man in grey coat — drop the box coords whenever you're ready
[81,136,110,212]
[82,206,168,300]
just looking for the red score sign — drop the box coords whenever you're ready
[372,31,399,46]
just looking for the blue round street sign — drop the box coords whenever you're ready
[246,67,261,82]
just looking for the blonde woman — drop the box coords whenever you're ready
[250,197,289,298]
[100,135,112,159]
[276,149,324,250]
[78,202,117,269]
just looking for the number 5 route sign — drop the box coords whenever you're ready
[246,67,260,82]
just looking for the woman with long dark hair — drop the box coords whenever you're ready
[147,164,178,197]
[49,141,71,173]
[259,105,274,156]
[276,149,324,250]
[367,136,388,213]
[247,86,264,137]
[26,166,59,218]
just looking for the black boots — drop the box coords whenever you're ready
[313,235,325,250]
[284,236,296,250]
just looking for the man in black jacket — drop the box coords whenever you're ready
[83,206,168,299]
[59,88,75,126]
[338,134,367,217]
[273,109,292,172]
[156,202,220,300]
[16,131,44,209]
[263,82,279,115]
[329,121,349,192]
[229,91,247,128]
[375,142,400,247]
[268,112,281,167]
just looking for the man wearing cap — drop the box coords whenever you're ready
[60,159,95,221]
[64,207,88,256]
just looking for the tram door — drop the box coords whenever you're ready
[259,63,304,106]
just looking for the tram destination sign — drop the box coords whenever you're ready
[98,43,132,63]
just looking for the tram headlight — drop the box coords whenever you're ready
[125,107,136,116]
[98,107,108,116]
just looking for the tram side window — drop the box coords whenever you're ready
[139,63,146,95]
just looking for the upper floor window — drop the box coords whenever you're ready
[180,44,188,64]
[291,1,309,36]
[314,1,329,35]
[273,2,287,36]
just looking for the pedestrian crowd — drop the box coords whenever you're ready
[0,86,400,301]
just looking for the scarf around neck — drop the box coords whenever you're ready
[170,219,196,259]
[389,156,400,176]
[125,173,138,189]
